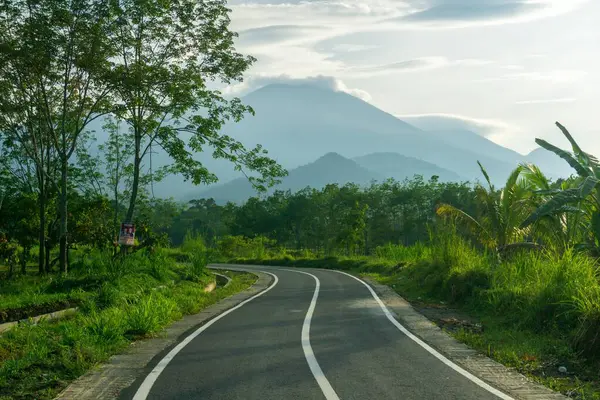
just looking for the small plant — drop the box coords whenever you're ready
[188,252,208,281]
[148,249,170,282]
[125,293,179,336]
[96,282,122,309]
[84,307,127,344]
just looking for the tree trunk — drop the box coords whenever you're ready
[38,183,46,274]
[125,152,141,223]
[45,242,51,273]
[58,157,68,275]
[20,246,29,275]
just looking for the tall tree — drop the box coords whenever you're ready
[108,0,286,224]
[0,0,117,273]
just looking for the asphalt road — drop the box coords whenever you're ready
[127,266,509,400]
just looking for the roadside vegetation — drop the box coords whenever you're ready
[216,124,600,398]
[0,243,256,399]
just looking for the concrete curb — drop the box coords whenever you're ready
[362,276,567,400]
[0,307,78,335]
[55,269,273,400]
[212,271,232,288]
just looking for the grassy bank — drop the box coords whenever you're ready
[0,247,256,400]
[230,233,600,399]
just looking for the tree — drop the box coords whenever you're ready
[437,162,533,254]
[107,0,286,225]
[98,117,135,242]
[521,122,600,254]
[1,0,118,274]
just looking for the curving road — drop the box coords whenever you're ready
[124,266,511,400]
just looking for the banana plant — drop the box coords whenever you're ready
[437,162,534,254]
[521,122,600,253]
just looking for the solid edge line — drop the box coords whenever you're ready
[330,270,514,400]
[282,269,341,400]
[132,271,279,400]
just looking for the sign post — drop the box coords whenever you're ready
[119,223,136,246]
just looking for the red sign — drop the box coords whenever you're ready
[119,223,135,246]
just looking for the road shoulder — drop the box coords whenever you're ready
[55,269,273,400]
[362,276,567,400]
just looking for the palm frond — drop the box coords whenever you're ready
[436,203,492,244]
[520,162,551,191]
[555,122,600,175]
[556,122,584,155]
[521,188,582,228]
[579,176,600,198]
[535,138,591,178]
[477,161,494,192]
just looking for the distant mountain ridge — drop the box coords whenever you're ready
[194,151,467,203]
[195,152,379,203]
[353,152,464,183]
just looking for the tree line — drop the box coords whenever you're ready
[169,122,600,260]
[0,0,285,276]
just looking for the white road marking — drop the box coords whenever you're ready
[132,271,279,400]
[330,270,514,400]
[283,269,341,400]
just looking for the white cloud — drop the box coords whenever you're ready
[501,64,525,70]
[476,70,588,84]
[387,0,590,29]
[515,98,577,105]
[224,74,372,102]
[331,43,381,52]
[397,113,519,138]
[341,56,492,77]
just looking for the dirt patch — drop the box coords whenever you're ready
[414,302,483,334]
[0,300,80,324]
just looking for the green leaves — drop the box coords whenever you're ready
[523,124,600,251]
[535,138,590,178]
[521,188,582,228]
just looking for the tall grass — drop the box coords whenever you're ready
[182,233,209,280]
[0,268,256,399]
[228,228,600,361]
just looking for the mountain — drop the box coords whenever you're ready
[86,83,574,200]
[224,84,518,185]
[353,153,464,182]
[196,152,383,204]
[426,130,523,165]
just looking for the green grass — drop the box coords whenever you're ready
[0,266,255,399]
[229,231,600,399]
[0,242,256,399]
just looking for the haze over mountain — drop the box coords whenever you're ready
[223,84,520,184]
[352,153,463,183]
[83,83,573,202]
[195,151,465,204]
[196,152,382,204]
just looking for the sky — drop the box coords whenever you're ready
[222,0,600,156]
